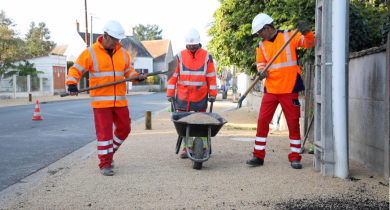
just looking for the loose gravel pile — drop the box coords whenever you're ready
[178,113,220,123]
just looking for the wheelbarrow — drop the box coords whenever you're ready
[170,100,227,170]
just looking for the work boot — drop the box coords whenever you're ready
[291,160,302,169]
[111,160,115,169]
[179,148,188,159]
[100,167,114,176]
[246,156,264,166]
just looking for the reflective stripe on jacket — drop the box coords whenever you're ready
[166,48,217,111]
[66,36,139,108]
[256,30,315,94]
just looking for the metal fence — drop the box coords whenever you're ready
[0,75,52,93]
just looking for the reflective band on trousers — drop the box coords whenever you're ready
[290,139,301,145]
[91,95,127,101]
[177,80,207,86]
[90,71,125,77]
[98,148,113,155]
[114,135,124,144]
[97,139,113,146]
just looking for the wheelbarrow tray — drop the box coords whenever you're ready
[171,112,227,137]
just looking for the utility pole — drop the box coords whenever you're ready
[90,15,93,45]
[84,0,89,48]
[90,14,99,45]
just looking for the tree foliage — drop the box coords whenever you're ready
[24,21,56,58]
[207,0,388,75]
[0,10,25,85]
[349,0,389,52]
[134,24,162,41]
[207,0,315,75]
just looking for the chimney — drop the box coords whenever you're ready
[129,27,134,36]
[75,20,79,32]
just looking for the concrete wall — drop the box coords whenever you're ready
[348,49,388,180]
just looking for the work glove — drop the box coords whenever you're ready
[167,97,175,102]
[208,96,216,102]
[68,84,78,96]
[257,70,268,81]
[137,73,146,82]
[296,21,311,36]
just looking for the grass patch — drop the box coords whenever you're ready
[47,167,64,175]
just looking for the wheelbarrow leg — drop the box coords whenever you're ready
[175,135,183,154]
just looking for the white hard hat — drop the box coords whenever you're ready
[252,13,274,35]
[102,20,126,39]
[184,28,200,45]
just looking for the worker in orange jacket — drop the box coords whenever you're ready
[246,14,315,169]
[66,20,147,176]
[167,28,218,158]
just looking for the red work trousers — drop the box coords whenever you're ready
[254,93,302,162]
[93,107,131,169]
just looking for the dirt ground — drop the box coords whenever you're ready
[0,98,388,209]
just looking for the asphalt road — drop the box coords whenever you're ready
[0,93,169,191]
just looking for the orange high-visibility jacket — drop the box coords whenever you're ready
[256,30,315,94]
[167,48,217,111]
[66,36,139,108]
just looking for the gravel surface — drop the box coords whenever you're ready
[0,100,388,209]
[178,113,220,124]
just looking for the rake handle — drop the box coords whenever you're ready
[60,71,166,97]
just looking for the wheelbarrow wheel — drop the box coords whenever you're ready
[192,137,204,170]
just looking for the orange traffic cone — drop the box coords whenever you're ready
[32,100,43,120]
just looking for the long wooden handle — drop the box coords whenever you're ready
[242,29,300,97]
[60,71,166,97]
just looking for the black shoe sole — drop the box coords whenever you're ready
[246,160,263,166]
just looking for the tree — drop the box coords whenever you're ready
[3,60,44,91]
[24,21,56,58]
[0,10,24,88]
[207,0,388,75]
[207,0,315,75]
[349,0,389,52]
[134,24,162,41]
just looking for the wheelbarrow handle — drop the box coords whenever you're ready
[209,100,214,113]
[170,99,177,112]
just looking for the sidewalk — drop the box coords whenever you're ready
[0,97,388,209]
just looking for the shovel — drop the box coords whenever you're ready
[60,59,177,97]
[222,29,300,112]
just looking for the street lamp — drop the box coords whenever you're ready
[90,13,100,45]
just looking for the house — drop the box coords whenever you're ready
[141,39,174,88]
[52,21,154,73]
[0,53,67,97]
[141,39,174,73]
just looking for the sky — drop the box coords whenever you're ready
[0,0,221,55]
